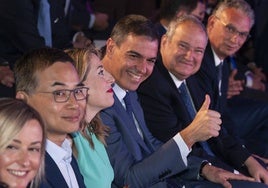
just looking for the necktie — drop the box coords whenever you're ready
[123,92,143,139]
[179,82,215,156]
[216,62,223,96]
[38,0,52,47]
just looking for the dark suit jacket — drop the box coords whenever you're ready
[137,57,251,172]
[100,91,203,188]
[40,152,86,188]
[0,0,72,97]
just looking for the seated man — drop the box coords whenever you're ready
[100,14,259,188]
[14,48,87,187]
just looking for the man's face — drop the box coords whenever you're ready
[161,21,207,80]
[105,35,158,91]
[207,8,251,59]
[20,62,86,144]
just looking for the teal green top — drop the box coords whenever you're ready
[72,131,114,188]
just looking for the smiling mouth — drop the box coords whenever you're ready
[127,71,143,82]
[8,170,27,177]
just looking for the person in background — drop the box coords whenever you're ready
[190,0,207,22]
[197,0,268,157]
[14,48,87,188]
[0,0,92,98]
[66,47,115,188]
[0,98,46,188]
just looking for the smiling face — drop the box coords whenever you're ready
[104,34,158,91]
[0,119,43,188]
[161,20,207,80]
[207,8,251,59]
[84,54,115,112]
[21,62,86,145]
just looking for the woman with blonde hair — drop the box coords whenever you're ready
[66,47,115,188]
[0,98,46,188]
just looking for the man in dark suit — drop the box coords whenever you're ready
[0,0,91,98]
[195,0,268,158]
[137,13,268,187]
[14,48,87,188]
[100,14,256,188]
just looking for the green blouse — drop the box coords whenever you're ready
[72,131,114,188]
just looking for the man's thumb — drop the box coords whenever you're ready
[200,94,210,111]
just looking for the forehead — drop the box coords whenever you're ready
[173,22,207,47]
[120,34,159,57]
[220,8,251,32]
[36,61,80,89]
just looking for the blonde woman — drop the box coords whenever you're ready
[66,47,115,188]
[0,98,46,188]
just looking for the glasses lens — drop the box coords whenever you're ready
[53,90,69,102]
[74,87,88,100]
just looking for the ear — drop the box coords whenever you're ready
[106,38,115,56]
[16,91,29,102]
[207,15,216,31]
[160,34,168,50]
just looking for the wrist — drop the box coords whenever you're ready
[199,160,212,179]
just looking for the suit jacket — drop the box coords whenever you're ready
[100,91,203,188]
[40,152,86,188]
[137,57,251,172]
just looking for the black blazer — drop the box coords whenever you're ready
[40,152,86,188]
[138,56,251,171]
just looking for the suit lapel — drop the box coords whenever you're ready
[70,155,86,188]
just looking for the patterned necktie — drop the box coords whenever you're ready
[179,82,215,156]
[38,0,52,47]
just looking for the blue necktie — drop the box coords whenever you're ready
[38,0,52,47]
[123,92,144,139]
[179,82,215,156]
[216,62,223,96]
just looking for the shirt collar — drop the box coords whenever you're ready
[169,72,184,88]
[211,47,224,67]
[113,83,127,104]
[46,139,72,164]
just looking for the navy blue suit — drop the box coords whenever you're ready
[100,90,204,188]
[40,152,86,188]
[198,44,268,157]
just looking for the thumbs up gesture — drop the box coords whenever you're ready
[180,95,222,148]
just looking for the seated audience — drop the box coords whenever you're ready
[0,98,46,188]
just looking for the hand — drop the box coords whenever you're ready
[72,32,93,49]
[180,95,222,148]
[201,164,255,188]
[0,66,14,87]
[227,69,244,99]
[248,64,267,81]
[93,12,109,31]
[245,156,268,185]
[251,73,266,91]
[252,154,268,167]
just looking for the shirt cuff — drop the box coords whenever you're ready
[173,133,191,166]
[245,71,253,87]
[88,14,96,29]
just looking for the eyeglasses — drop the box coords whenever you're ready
[38,87,89,103]
[215,16,251,40]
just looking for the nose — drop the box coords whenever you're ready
[67,92,79,108]
[136,60,147,74]
[185,49,194,60]
[104,70,115,84]
[19,150,30,167]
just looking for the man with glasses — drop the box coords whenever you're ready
[197,0,268,158]
[14,48,87,188]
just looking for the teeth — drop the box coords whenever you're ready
[8,170,27,176]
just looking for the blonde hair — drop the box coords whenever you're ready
[65,47,109,149]
[0,98,46,188]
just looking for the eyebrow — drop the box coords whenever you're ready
[13,139,42,145]
[127,50,157,60]
[51,81,84,87]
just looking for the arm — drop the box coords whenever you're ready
[100,109,188,188]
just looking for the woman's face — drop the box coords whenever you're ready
[0,119,43,188]
[85,53,115,111]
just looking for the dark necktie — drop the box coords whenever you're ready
[38,0,52,46]
[179,82,215,156]
[123,92,143,139]
[216,62,223,96]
